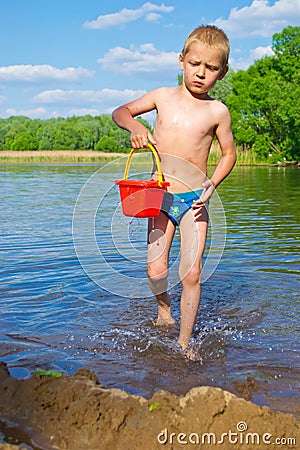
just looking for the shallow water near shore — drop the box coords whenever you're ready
[0,160,299,416]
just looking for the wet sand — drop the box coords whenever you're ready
[0,363,298,450]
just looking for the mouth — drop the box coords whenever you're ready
[193,81,204,88]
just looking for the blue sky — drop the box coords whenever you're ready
[0,0,299,119]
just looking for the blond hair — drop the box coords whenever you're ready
[182,25,230,67]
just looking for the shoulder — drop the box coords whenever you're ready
[123,87,176,114]
[137,87,178,110]
[208,98,229,112]
[208,98,231,122]
[147,86,177,99]
[135,86,175,104]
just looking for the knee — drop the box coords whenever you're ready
[180,264,202,286]
[147,261,168,282]
[147,262,169,296]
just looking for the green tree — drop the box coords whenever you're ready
[95,136,117,152]
[0,112,153,152]
[272,26,300,82]
[227,26,300,161]
[52,121,79,149]
[0,119,9,148]
[272,26,300,57]
[4,117,32,149]
[77,117,102,149]
[37,123,56,150]
[10,132,39,150]
[210,66,234,103]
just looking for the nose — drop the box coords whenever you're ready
[196,65,205,79]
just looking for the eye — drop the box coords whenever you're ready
[207,65,219,71]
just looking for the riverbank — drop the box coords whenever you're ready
[0,150,126,164]
[0,363,298,450]
[1,149,297,165]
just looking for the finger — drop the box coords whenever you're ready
[193,209,205,221]
[131,140,141,149]
[131,135,147,149]
[148,132,157,145]
[192,202,205,210]
[142,135,149,147]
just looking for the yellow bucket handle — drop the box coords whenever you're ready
[123,143,164,187]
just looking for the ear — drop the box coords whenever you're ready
[179,53,184,71]
[218,65,228,80]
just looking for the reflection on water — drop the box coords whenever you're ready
[0,163,299,416]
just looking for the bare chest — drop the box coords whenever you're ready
[155,100,216,138]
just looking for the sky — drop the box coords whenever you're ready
[0,0,300,120]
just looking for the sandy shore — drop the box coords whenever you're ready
[0,363,298,450]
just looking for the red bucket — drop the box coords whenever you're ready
[115,144,169,218]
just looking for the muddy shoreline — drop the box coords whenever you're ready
[0,363,298,450]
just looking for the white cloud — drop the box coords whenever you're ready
[214,0,300,38]
[98,43,179,76]
[83,2,174,29]
[0,65,94,83]
[0,89,155,122]
[33,88,147,107]
[145,13,162,22]
[251,45,274,60]
[4,107,59,119]
[27,88,149,117]
[231,45,274,70]
[2,89,148,119]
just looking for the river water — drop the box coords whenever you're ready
[1,159,299,416]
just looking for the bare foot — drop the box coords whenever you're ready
[155,304,176,327]
[183,346,197,361]
[177,342,197,361]
[155,316,176,326]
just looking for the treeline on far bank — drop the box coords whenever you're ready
[0,114,135,154]
[0,26,299,164]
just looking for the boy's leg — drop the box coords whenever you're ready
[147,212,176,325]
[177,209,208,349]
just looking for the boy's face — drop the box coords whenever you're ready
[179,42,228,97]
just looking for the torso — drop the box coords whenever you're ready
[152,86,222,192]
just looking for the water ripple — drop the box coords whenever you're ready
[0,165,299,414]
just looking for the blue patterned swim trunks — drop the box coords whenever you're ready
[161,189,204,226]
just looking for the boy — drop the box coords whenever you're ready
[112,25,236,356]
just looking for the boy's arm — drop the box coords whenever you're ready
[112,91,157,148]
[200,106,236,203]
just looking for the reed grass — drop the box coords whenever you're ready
[1,146,274,165]
[208,141,271,166]
[0,150,123,164]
